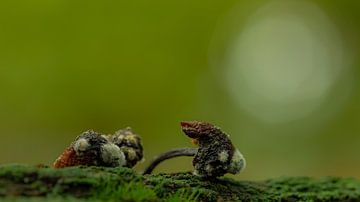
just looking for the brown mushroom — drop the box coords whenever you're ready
[143,121,246,178]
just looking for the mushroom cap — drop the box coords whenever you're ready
[54,130,128,168]
[111,127,144,168]
[54,130,107,168]
[180,121,245,177]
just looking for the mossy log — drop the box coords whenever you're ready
[0,164,359,202]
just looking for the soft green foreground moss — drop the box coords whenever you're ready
[0,164,359,202]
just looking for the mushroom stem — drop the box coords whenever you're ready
[142,148,197,175]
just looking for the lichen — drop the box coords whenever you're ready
[0,164,359,201]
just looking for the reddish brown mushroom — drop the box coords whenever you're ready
[143,121,246,178]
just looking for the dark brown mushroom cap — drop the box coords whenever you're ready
[180,121,236,177]
[75,130,108,152]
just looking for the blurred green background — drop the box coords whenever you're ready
[0,0,359,180]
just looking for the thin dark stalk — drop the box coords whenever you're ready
[142,148,197,175]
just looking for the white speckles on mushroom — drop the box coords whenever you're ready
[101,135,111,141]
[193,169,200,176]
[73,138,90,154]
[218,150,229,163]
[54,129,144,169]
[126,148,137,161]
[112,128,144,168]
[227,149,246,174]
[124,131,132,136]
[124,135,138,145]
[115,135,125,142]
[205,164,213,175]
[100,143,126,167]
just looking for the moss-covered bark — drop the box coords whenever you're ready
[0,164,359,202]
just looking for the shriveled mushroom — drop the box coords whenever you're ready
[111,127,144,168]
[143,121,246,178]
[54,128,143,168]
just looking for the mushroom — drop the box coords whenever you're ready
[110,127,144,168]
[54,128,143,168]
[143,121,246,178]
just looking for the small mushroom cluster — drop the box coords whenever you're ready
[53,128,143,168]
[54,121,245,179]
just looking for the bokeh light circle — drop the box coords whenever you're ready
[221,0,349,123]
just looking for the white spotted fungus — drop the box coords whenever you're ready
[143,121,246,178]
[110,127,144,168]
[54,128,143,168]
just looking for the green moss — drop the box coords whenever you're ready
[266,176,360,201]
[0,164,360,201]
[0,197,91,202]
[92,181,157,202]
[164,189,200,202]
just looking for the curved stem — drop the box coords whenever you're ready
[142,148,197,175]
